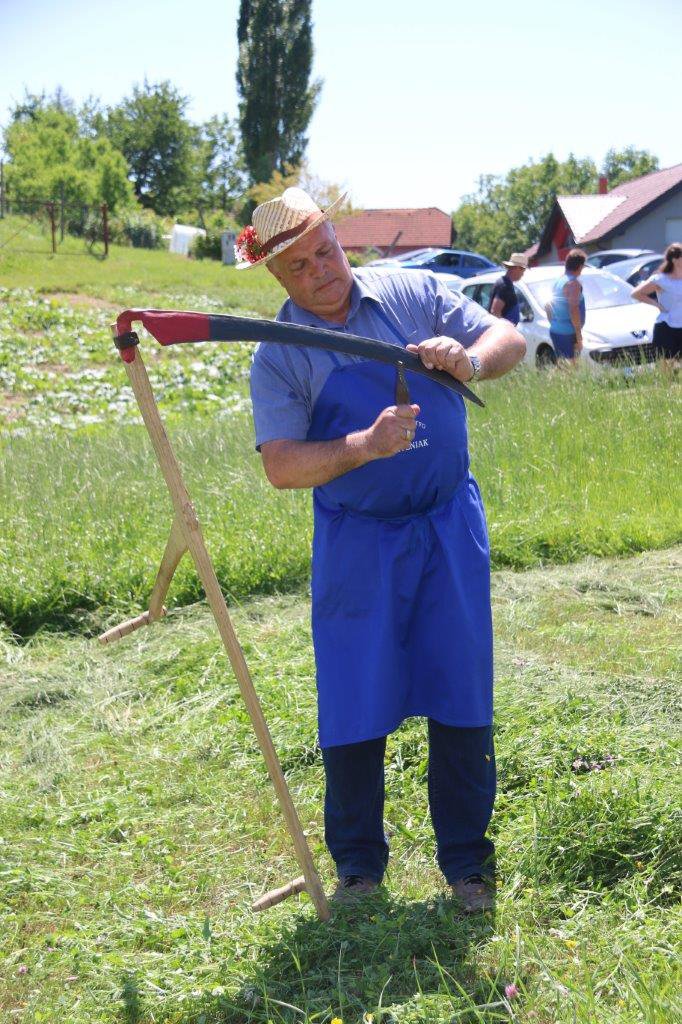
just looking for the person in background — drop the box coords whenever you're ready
[488,253,528,325]
[546,248,587,362]
[631,242,682,360]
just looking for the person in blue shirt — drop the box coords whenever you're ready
[243,188,526,911]
[546,249,587,361]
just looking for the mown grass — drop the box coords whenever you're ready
[1,547,680,1023]
[0,216,285,311]
[1,363,680,635]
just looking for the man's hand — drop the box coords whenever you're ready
[362,403,421,459]
[406,338,473,381]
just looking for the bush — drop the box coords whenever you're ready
[187,210,240,261]
[108,207,168,249]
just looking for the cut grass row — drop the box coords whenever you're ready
[1,365,680,635]
[1,547,680,1023]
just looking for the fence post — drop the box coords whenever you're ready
[102,203,109,257]
[60,182,65,241]
[47,202,57,254]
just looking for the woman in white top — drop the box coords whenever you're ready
[631,242,682,358]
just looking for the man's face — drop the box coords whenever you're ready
[268,221,354,322]
[508,265,525,282]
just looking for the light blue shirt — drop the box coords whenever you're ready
[250,267,495,449]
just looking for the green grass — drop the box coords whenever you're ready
[1,547,680,1023]
[0,216,285,309]
[1,362,680,635]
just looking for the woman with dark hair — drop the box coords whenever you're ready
[631,242,682,359]
[546,248,587,362]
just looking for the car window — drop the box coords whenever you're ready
[476,283,494,309]
[596,254,624,267]
[432,252,461,267]
[515,287,533,320]
[528,273,635,310]
[462,284,478,301]
[464,255,490,269]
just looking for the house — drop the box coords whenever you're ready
[529,163,682,265]
[335,207,453,256]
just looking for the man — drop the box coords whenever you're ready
[546,248,587,361]
[488,253,528,325]
[242,187,525,911]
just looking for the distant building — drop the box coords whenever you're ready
[528,163,682,265]
[335,207,453,256]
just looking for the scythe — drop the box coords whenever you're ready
[99,309,483,922]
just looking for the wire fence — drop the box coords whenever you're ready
[0,179,109,258]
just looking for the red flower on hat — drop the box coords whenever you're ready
[235,225,265,264]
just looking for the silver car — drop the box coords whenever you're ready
[451,266,658,368]
[604,254,662,287]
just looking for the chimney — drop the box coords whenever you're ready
[598,175,608,195]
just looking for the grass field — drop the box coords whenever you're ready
[0,216,285,310]
[1,548,680,1024]
[1,238,680,1023]
[1,286,680,635]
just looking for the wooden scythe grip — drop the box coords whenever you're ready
[98,607,167,645]
[252,876,306,913]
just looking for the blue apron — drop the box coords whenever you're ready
[308,307,493,748]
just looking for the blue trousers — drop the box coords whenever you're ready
[322,719,496,885]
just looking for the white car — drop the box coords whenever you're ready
[452,266,658,368]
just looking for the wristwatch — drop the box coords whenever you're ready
[467,354,482,382]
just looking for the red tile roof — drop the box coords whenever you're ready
[580,162,682,242]
[335,207,452,250]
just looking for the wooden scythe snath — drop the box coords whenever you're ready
[99,308,482,921]
[99,312,331,921]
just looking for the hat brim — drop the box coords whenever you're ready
[236,191,349,270]
[503,261,527,269]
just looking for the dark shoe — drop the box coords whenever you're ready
[331,874,379,902]
[450,874,495,913]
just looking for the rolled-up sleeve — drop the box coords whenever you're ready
[431,274,497,347]
[249,345,312,450]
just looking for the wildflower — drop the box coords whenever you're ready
[17,964,28,975]
[331,1018,343,1024]
[504,983,519,999]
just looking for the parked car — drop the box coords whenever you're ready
[368,247,439,267]
[604,253,662,287]
[452,266,658,368]
[586,248,654,269]
[369,247,500,278]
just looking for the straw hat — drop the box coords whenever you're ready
[235,187,348,270]
[502,252,529,269]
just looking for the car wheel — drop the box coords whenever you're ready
[536,344,557,368]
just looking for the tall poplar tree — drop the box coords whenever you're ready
[236,0,321,185]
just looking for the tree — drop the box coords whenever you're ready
[3,101,133,213]
[195,115,246,211]
[602,146,659,189]
[236,0,321,185]
[247,162,352,214]
[454,153,598,261]
[105,81,195,215]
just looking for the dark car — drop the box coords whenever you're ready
[369,247,500,279]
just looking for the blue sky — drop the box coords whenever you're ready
[1,0,679,211]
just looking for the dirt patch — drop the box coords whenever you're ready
[1,393,28,422]
[40,292,117,311]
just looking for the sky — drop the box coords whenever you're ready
[1,0,680,212]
